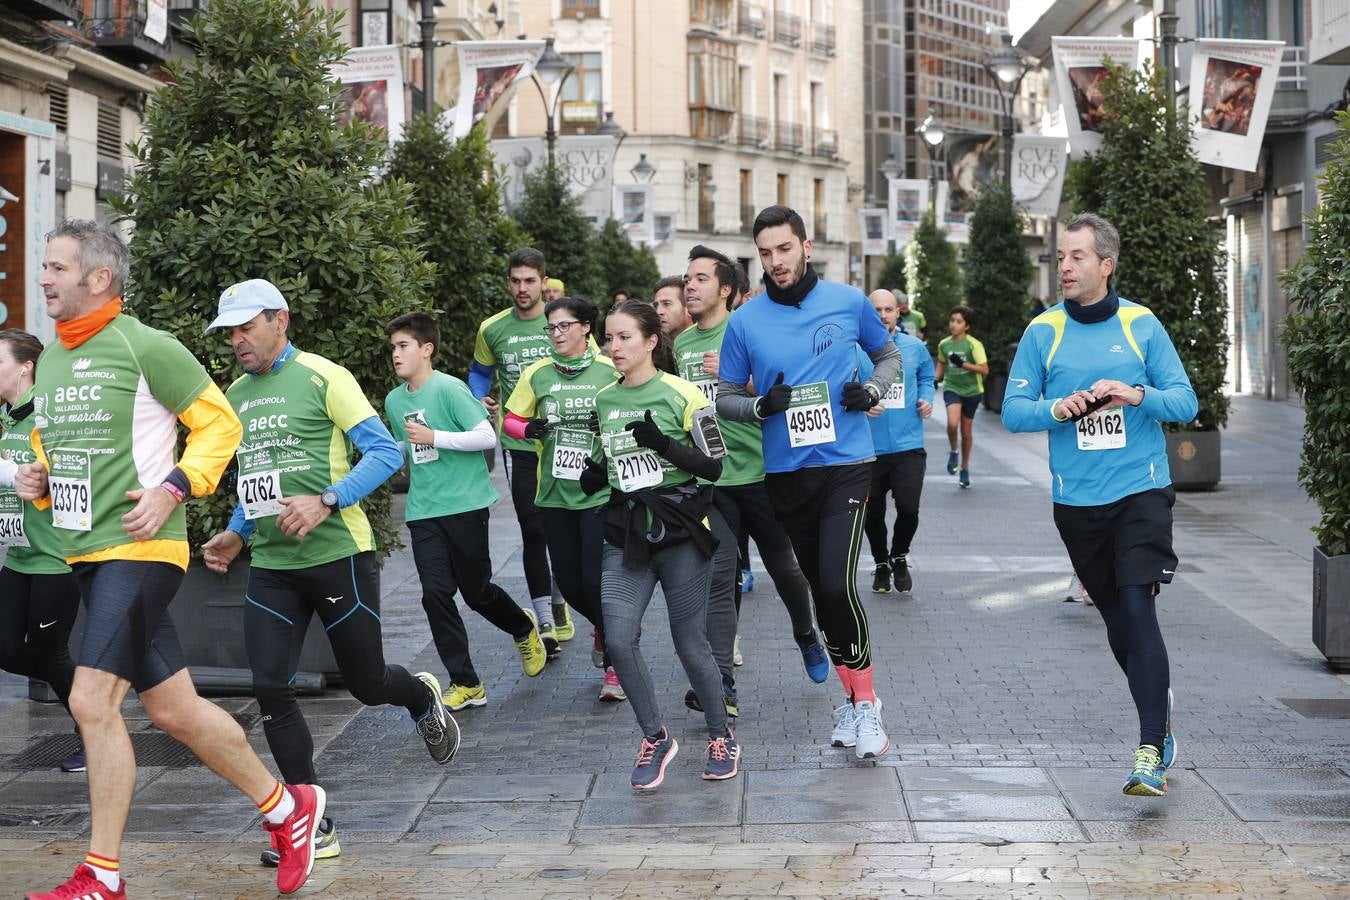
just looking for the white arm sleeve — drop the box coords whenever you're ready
[432,418,498,452]
[0,456,16,488]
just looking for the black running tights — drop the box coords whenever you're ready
[1095,583,1170,751]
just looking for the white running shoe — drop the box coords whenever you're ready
[733,635,744,667]
[830,700,858,748]
[854,699,890,760]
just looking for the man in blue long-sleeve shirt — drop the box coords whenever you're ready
[1002,213,1197,800]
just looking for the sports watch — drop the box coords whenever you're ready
[321,488,340,514]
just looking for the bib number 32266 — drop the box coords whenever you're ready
[49,448,92,532]
[1076,405,1127,451]
[786,381,836,448]
[238,469,285,519]
[552,429,593,481]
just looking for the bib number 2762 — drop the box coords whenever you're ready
[238,470,285,519]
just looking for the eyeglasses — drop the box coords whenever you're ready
[544,320,581,335]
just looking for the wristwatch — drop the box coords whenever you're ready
[321,488,340,514]
[1132,383,1146,406]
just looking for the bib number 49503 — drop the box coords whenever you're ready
[786,381,836,448]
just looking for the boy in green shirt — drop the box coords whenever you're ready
[935,304,989,489]
[386,313,545,711]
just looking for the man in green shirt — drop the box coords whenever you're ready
[673,246,830,718]
[385,313,545,713]
[935,304,989,489]
[896,292,926,340]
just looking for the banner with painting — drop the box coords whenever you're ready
[1188,39,1284,173]
[491,135,618,226]
[1010,135,1069,217]
[614,184,654,244]
[943,133,999,243]
[859,208,889,256]
[145,0,167,44]
[330,46,406,144]
[1051,37,1142,156]
[887,178,928,248]
[451,41,546,140]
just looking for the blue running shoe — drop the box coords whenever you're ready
[797,633,830,684]
[946,451,959,475]
[959,468,971,489]
[631,728,678,790]
[739,568,754,593]
[1123,744,1167,796]
[1161,688,1177,771]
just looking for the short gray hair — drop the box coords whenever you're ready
[1064,212,1120,276]
[45,219,129,297]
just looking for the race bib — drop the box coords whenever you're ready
[608,431,663,492]
[405,414,439,465]
[1076,405,1127,451]
[880,379,906,410]
[693,378,717,406]
[551,428,593,481]
[49,448,92,532]
[0,491,28,548]
[237,469,285,519]
[785,381,836,448]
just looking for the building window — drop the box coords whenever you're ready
[48,84,68,133]
[690,0,732,29]
[777,172,789,206]
[1196,0,1267,38]
[359,0,390,46]
[698,163,715,233]
[560,52,602,133]
[97,100,122,160]
[813,178,825,240]
[561,0,601,19]
[688,35,737,140]
[739,168,753,234]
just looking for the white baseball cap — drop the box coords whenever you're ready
[205,279,289,333]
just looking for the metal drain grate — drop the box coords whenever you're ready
[1279,698,1350,719]
[7,733,195,770]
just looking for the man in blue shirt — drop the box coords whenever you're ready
[858,290,935,595]
[717,205,900,761]
[1002,212,1197,799]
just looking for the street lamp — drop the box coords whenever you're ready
[917,112,946,217]
[630,153,656,183]
[983,32,1030,186]
[530,37,576,168]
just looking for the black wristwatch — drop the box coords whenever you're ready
[321,488,340,514]
[1132,383,1146,406]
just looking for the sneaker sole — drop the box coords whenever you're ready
[289,784,326,894]
[831,737,857,748]
[599,692,627,702]
[315,840,341,860]
[856,739,891,760]
[872,586,891,594]
[1123,780,1167,797]
[632,739,678,790]
[445,696,487,711]
[415,673,461,764]
[703,753,741,781]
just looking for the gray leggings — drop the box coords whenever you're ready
[602,542,728,740]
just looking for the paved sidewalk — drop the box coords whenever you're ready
[3,394,1350,897]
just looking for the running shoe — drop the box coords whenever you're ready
[515,612,547,678]
[538,621,561,660]
[959,468,971,489]
[553,603,575,641]
[797,634,830,684]
[59,744,86,773]
[414,672,461,764]
[591,628,606,668]
[724,682,740,718]
[739,568,754,593]
[1161,688,1178,771]
[631,728,678,790]
[25,865,126,900]
[1123,744,1167,796]
[854,699,890,760]
[443,683,487,711]
[1064,573,1089,603]
[871,563,891,594]
[263,816,340,867]
[893,557,913,594]
[263,782,326,895]
[703,731,741,781]
[830,700,858,748]
[599,667,626,702]
[946,451,959,475]
[733,634,744,667]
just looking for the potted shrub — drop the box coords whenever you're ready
[962,180,1034,413]
[1281,110,1350,670]
[1063,62,1229,488]
[913,210,963,360]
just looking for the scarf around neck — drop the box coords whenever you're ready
[551,346,594,376]
[2,386,35,429]
[56,296,123,349]
[762,264,819,308]
[1065,287,1120,324]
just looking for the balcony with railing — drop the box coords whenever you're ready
[690,0,732,31]
[740,203,756,235]
[10,0,82,22]
[736,113,769,147]
[737,2,766,37]
[772,9,801,46]
[1273,45,1308,116]
[810,23,835,55]
[168,0,206,32]
[87,6,172,63]
[810,128,837,158]
[774,120,804,153]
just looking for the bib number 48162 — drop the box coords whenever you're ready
[1076,406,1127,451]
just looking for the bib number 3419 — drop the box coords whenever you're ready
[786,381,836,448]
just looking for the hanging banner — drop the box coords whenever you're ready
[144,0,167,44]
[859,208,889,256]
[491,135,618,226]
[452,41,546,140]
[945,133,997,242]
[330,45,406,144]
[887,178,929,247]
[1052,37,1142,156]
[1011,135,1069,217]
[1189,39,1284,172]
[614,184,654,244]
[653,211,677,246]
[934,182,968,244]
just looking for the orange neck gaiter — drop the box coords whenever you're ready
[57,296,123,349]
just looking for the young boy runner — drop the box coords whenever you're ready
[386,313,546,711]
[935,305,988,489]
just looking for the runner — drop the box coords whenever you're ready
[716,205,901,760]
[652,275,693,342]
[935,305,988,489]
[469,249,574,651]
[581,299,738,789]
[673,245,830,719]
[502,294,626,702]
[545,278,565,302]
[859,290,934,595]
[384,312,546,713]
[199,280,459,869]
[21,221,321,899]
[1003,212,1194,796]
[896,291,926,340]
[0,329,85,774]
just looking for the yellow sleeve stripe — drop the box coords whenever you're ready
[968,337,988,365]
[665,373,710,432]
[505,358,550,418]
[473,309,513,366]
[1117,306,1152,363]
[295,352,377,432]
[1032,310,1069,368]
[177,382,242,498]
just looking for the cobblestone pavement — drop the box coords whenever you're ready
[3,395,1349,897]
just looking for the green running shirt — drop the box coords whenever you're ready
[939,335,987,397]
[473,307,553,453]
[595,372,708,493]
[672,317,765,487]
[0,390,70,575]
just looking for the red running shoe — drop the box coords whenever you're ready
[263,783,326,894]
[26,864,126,899]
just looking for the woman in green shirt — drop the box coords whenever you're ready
[0,329,85,772]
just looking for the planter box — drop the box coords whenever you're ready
[1166,429,1221,491]
[1313,546,1350,672]
[983,373,1007,414]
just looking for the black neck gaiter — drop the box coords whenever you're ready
[1065,286,1120,324]
[762,264,819,308]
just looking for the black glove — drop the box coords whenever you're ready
[624,410,670,454]
[579,456,608,495]
[523,418,551,439]
[842,380,879,412]
[947,352,965,368]
[755,372,792,418]
[586,409,600,434]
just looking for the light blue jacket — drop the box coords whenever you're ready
[856,329,935,455]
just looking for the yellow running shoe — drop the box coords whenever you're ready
[553,602,575,641]
[443,683,487,711]
[517,610,547,677]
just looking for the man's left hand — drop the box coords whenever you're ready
[277,495,332,541]
[405,420,435,446]
[701,351,720,378]
[122,487,180,542]
[1088,379,1143,407]
[917,399,933,418]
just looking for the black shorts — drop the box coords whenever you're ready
[943,391,981,419]
[1053,487,1178,603]
[72,560,186,692]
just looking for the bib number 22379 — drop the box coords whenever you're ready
[786,382,836,448]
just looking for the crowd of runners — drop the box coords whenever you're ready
[1,207,1196,898]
